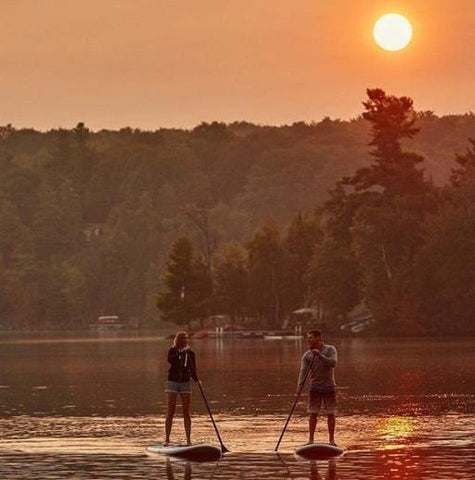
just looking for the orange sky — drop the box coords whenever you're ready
[0,0,474,130]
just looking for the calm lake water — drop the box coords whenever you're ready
[0,334,474,479]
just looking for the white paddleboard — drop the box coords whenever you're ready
[295,443,344,459]
[146,443,222,462]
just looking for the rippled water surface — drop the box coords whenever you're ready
[1,335,474,479]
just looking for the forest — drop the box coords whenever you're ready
[1,89,475,334]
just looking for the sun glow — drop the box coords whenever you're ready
[373,13,412,51]
[376,416,419,450]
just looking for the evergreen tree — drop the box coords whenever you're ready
[350,197,429,332]
[33,180,83,261]
[283,212,322,310]
[213,242,249,323]
[157,237,212,328]
[342,88,426,196]
[0,153,39,225]
[247,218,285,327]
[0,109,475,333]
[322,89,432,331]
[412,137,475,334]
[450,138,475,187]
[307,238,360,321]
[413,202,475,334]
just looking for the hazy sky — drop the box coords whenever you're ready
[1,0,474,130]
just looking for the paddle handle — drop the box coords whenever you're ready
[274,352,317,452]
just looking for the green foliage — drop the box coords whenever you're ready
[32,180,83,261]
[213,242,249,323]
[307,238,360,320]
[320,89,435,332]
[247,218,287,327]
[0,200,29,267]
[351,197,428,332]
[343,88,426,196]
[414,198,475,334]
[451,138,475,187]
[1,99,475,334]
[0,153,39,225]
[156,237,212,328]
[283,212,322,310]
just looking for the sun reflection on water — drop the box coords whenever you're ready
[376,416,419,450]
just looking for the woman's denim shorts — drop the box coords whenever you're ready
[165,381,192,393]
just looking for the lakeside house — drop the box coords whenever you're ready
[89,315,126,332]
[340,304,375,333]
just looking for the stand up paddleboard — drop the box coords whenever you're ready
[295,443,344,459]
[146,443,222,462]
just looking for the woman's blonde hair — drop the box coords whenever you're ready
[172,331,189,348]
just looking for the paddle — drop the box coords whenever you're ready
[189,354,229,454]
[274,351,317,452]
[195,379,230,453]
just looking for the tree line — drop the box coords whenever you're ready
[1,89,475,334]
[157,90,475,335]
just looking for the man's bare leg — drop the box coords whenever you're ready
[309,413,318,443]
[327,414,336,445]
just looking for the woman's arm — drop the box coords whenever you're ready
[168,347,178,364]
[189,351,199,381]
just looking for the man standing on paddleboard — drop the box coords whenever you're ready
[297,330,338,445]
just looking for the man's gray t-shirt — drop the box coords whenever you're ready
[298,344,337,388]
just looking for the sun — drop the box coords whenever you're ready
[373,13,412,51]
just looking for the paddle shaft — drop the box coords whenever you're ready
[196,379,229,453]
[188,353,229,453]
[274,352,317,451]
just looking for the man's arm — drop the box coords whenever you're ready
[297,352,310,387]
[314,346,337,368]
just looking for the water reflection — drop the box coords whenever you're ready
[165,458,193,480]
[1,435,475,479]
[1,335,475,478]
[376,416,418,447]
[161,454,339,480]
[309,459,337,480]
[1,336,474,417]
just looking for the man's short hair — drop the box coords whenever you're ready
[308,329,322,337]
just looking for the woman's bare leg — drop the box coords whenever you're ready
[181,393,192,445]
[165,392,177,444]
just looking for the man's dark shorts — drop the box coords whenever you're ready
[308,385,337,414]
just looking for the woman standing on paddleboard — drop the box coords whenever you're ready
[165,331,198,445]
